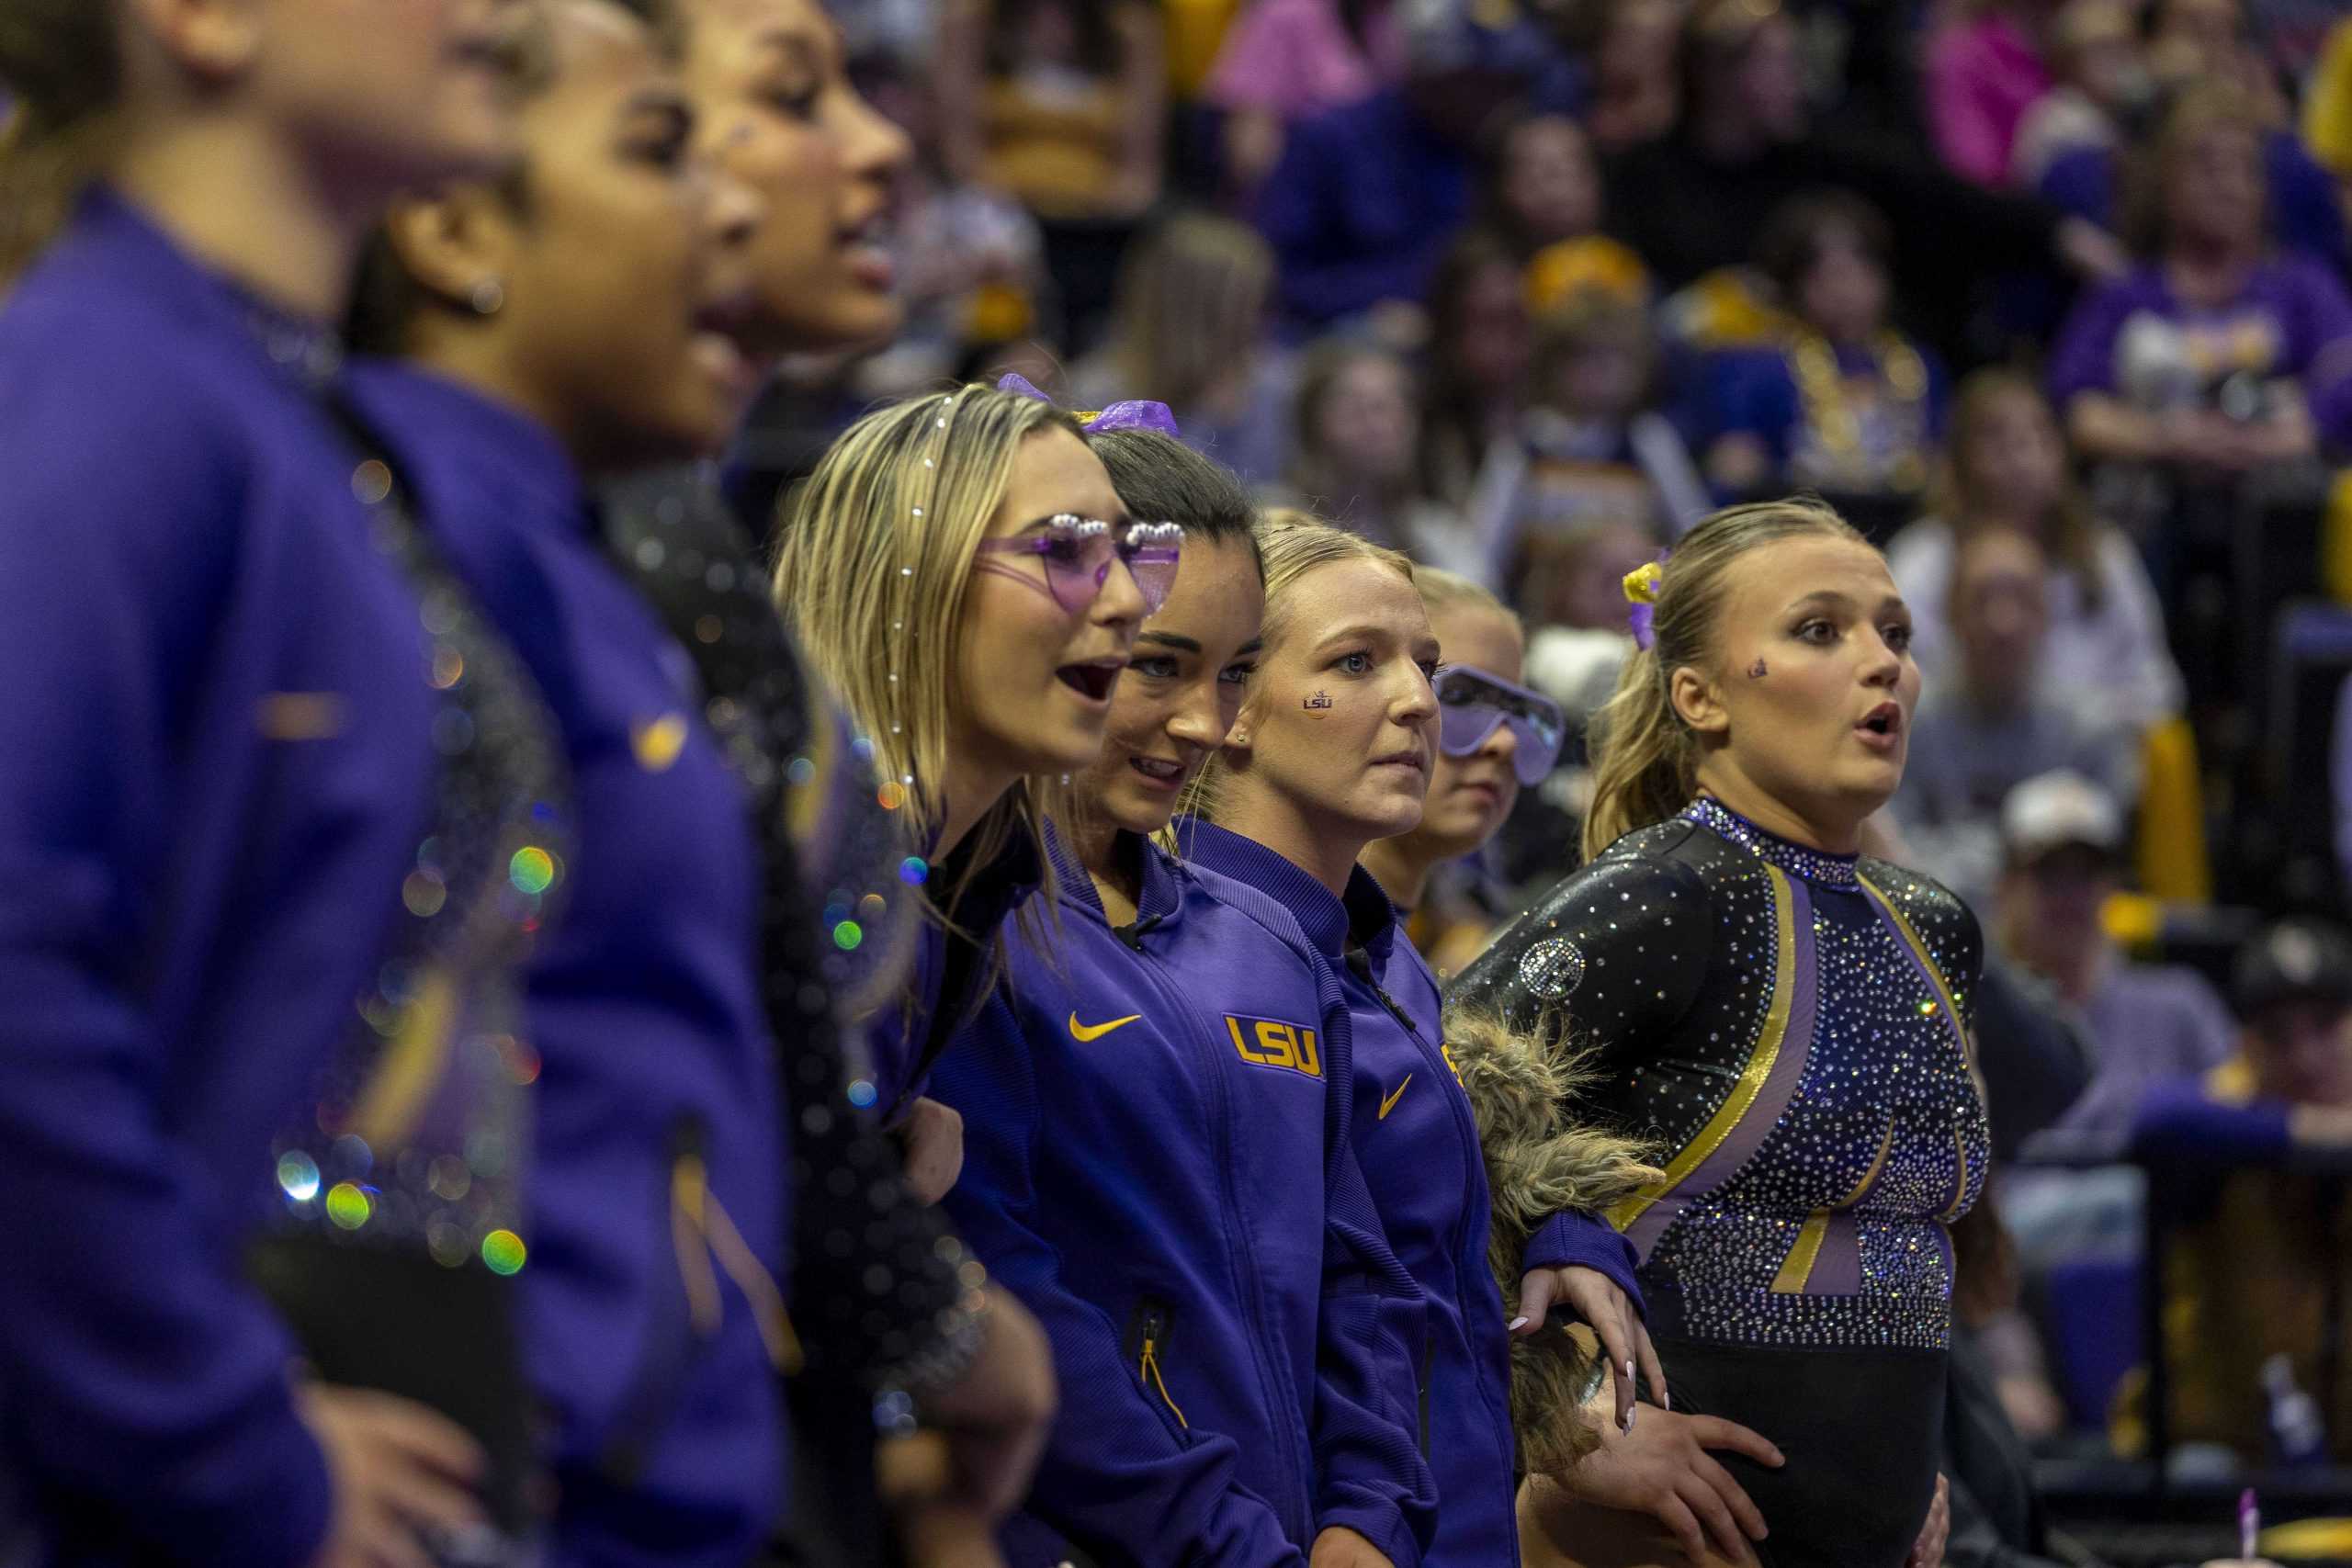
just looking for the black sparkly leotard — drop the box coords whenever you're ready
[1449,797,1990,1568]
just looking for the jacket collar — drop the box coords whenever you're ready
[344,360,585,536]
[1683,795,1860,886]
[1045,822,1185,931]
[65,186,344,389]
[1173,818,1400,963]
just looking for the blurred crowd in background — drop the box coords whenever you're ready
[729,0,2352,1528]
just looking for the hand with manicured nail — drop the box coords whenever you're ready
[1513,1264,1668,1436]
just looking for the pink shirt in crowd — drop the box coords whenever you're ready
[1927,12,2053,186]
[1205,0,1405,118]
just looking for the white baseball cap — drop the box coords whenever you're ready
[2002,769,2124,863]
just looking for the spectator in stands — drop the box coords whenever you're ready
[1484,110,1654,317]
[1887,368,2185,733]
[2129,919,2352,1464]
[1927,0,2059,187]
[857,50,1050,396]
[1486,111,1606,264]
[1070,211,1293,485]
[2050,83,2352,473]
[2008,0,2146,194]
[1604,0,2125,364]
[2032,0,2347,275]
[1892,528,2141,911]
[1579,0,1683,156]
[2146,0,2278,104]
[1516,516,1655,716]
[1994,770,2237,1141]
[1252,70,1481,331]
[1260,338,1456,554]
[1205,0,1407,195]
[2331,673,2352,899]
[1701,190,1950,505]
[1462,294,1701,588]
[1253,7,1592,332]
[1419,230,1533,511]
[933,0,1163,347]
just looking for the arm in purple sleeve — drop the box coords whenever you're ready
[0,373,333,1567]
[1521,1210,1645,1315]
[2047,277,2140,409]
[2129,1078,2293,1164]
[2284,257,2352,450]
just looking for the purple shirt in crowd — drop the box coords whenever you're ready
[2046,256,2352,450]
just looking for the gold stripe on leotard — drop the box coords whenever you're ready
[1607,863,1797,1233]
[1857,872,1967,1066]
[1938,1128,1973,1223]
[1843,1114,1898,1205]
[1771,1115,1894,1293]
[1770,1210,1832,1292]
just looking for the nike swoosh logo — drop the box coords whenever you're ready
[1069,1011,1141,1043]
[1378,1075,1413,1121]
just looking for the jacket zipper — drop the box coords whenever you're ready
[1348,946,1516,1476]
[596,1114,799,1483]
[597,1114,712,1483]
[1127,1298,1189,1429]
[1418,1333,1435,1458]
[1117,902,1317,1541]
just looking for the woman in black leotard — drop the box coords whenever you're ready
[1451,499,1973,1568]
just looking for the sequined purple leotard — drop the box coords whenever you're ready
[1450,797,1991,1568]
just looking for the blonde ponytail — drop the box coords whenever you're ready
[1580,643,1697,861]
[1579,499,1869,863]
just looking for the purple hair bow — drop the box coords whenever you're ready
[997,372,1182,439]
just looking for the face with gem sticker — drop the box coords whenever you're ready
[1673,533,1920,841]
[1218,553,1441,865]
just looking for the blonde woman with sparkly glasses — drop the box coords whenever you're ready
[779,382,1174,1134]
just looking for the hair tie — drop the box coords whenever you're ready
[1623,558,1666,650]
[996,372,1182,439]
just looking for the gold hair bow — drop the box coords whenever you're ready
[1622,561,1665,605]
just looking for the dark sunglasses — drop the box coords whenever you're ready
[974,514,1183,615]
[1434,664,1566,786]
